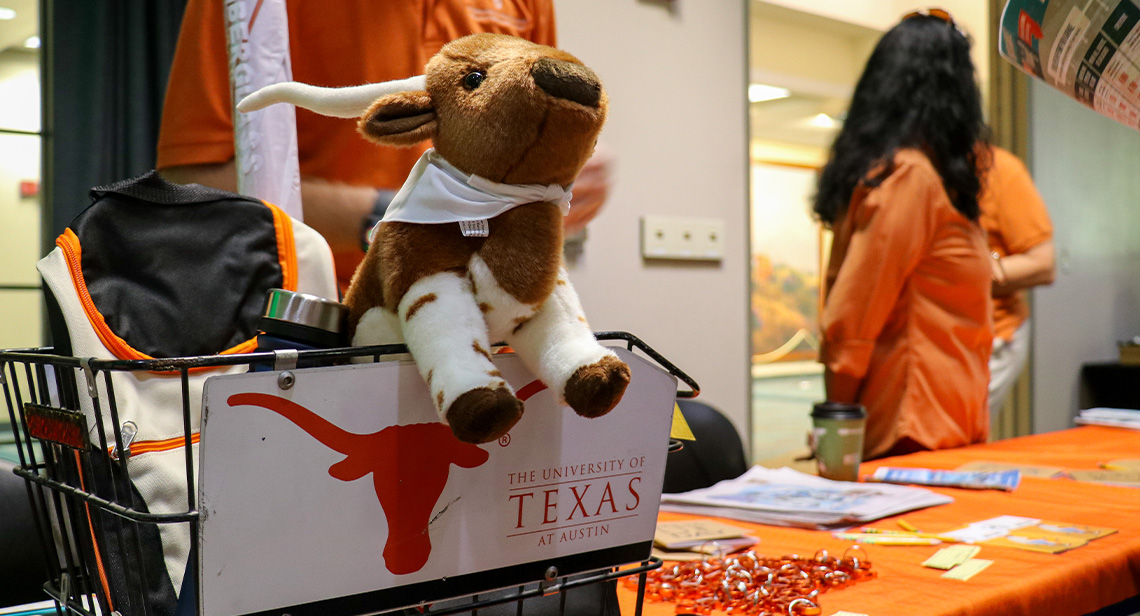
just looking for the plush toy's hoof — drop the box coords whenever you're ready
[446,387,525,444]
[564,355,631,419]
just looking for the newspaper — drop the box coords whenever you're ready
[1000,0,1140,130]
[660,467,953,530]
[869,467,1022,491]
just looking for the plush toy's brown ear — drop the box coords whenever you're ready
[357,91,437,147]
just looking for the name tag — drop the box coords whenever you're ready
[459,219,490,237]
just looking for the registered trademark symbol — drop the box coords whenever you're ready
[499,433,511,447]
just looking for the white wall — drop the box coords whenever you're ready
[0,50,42,349]
[554,2,752,446]
[1029,80,1140,432]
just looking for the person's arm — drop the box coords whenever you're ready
[564,147,612,236]
[159,161,238,193]
[299,178,381,255]
[987,149,1055,297]
[159,161,377,255]
[991,239,1055,296]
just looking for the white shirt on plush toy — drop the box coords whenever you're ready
[371,148,573,239]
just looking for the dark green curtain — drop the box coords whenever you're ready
[42,0,188,243]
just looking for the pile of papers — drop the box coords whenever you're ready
[1076,408,1140,430]
[660,466,952,530]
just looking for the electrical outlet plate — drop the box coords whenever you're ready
[640,215,725,261]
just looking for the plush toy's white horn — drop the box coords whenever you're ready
[236,75,428,118]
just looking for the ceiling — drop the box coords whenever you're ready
[748,0,994,158]
[0,0,37,53]
[748,1,881,153]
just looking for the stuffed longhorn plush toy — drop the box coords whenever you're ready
[239,33,630,444]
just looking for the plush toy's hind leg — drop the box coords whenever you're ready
[353,306,404,346]
[399,272,523,443]
[506,269,630,418]
[349,307,409,364]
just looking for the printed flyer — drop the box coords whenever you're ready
[1000,0,1140,130]
[941,515,1117,554]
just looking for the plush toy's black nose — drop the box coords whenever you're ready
[531,58,601,108]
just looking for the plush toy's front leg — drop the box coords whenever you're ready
[399,272,523,443]
[506,269,631,418]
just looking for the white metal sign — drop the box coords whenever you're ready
[198,347,676,615]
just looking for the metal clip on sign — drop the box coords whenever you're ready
[272,349,299,371]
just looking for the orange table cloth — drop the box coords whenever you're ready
[619,426,1140,616]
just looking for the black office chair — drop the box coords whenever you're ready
[0,458,50,607]
[662,399,749,493]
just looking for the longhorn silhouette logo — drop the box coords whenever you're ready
[227,393,491,575]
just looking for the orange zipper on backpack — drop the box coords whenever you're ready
[106,421,200,460]
[57,229,261,371]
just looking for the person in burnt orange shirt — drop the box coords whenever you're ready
[157,0,608,290]
[814,9,993,460]
[979,146,1055,428]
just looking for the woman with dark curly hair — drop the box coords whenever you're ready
[815,9,993,460]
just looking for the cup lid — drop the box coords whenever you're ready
[811,401,866,420]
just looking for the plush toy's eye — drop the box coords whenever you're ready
[463,71,486,90]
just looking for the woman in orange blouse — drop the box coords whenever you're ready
[814,10,993,460]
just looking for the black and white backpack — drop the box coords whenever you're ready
[37,170,337,614]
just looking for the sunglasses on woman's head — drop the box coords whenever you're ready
[903,7,967,37]
[904,7,954,24]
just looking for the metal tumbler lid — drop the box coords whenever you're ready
[261,288,347,334]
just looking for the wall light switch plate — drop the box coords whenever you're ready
[640,215,725,262]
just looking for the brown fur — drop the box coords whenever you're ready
[346,34,606,333]
[480,203,564,303]
[563,356,632,418]
[404,294,438,321]
[374,222,479,313]
[340,33,625,442]
[446,387,524,444]
[472,341,492,362]
[358,92,437,145]
[344,247,386,338]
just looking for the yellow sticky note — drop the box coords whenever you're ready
[670,403,696,441]
[941,558,993,581]
[922,545,981,570]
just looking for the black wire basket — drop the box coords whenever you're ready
[1,332,698,616]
